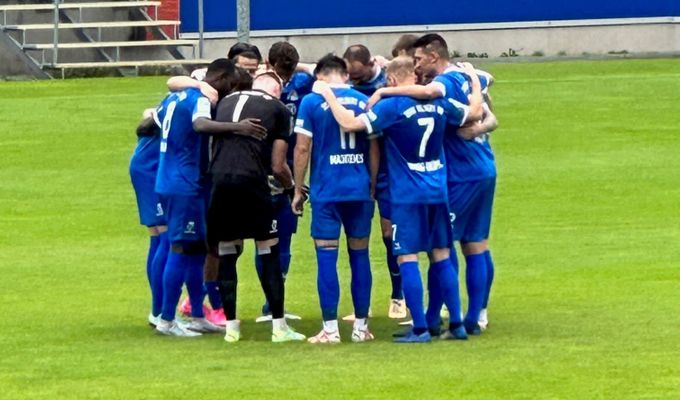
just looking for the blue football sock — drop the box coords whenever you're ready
[146,235,161,292]
[432,258,463,324]
[464,253,488,325]
[161,250,185,321]
[150,233,169,316]
[382,236,403,300]
[205,281,222,310]
[183,253,206,318]
[400,261,426,330]
[316,246,339,321]
[483,250,495,308]
[425,263,444,329]
[348,248,372,319]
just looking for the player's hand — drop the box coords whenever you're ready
[312,81,332,98]
[367,88,384,109]
[457,121,483,140]
[198,81,219,106]
[291,190,306,216]
[142,108,155,120]
[456,62,477,77]
[235,118,267,140]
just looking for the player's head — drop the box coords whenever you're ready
[267,41,299,84]
[391,34,418,58]
[204,58,239,99]
[233,51,260,78]
[313,54,349,83]
[343,44,375,84]
[252,71,284,98]
[413,33,450,78]
[228,42,262,62]
[386,56,416,87]
[233,66,254,91]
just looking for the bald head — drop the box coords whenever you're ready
[386,56,416,87]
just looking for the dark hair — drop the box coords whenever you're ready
[234,51,260,62]
[228,42,262,63]
[313,53,348,76]
[233,66,253,91]
[391,34,418,57]
[206,58,237,80]
[343,44,372,65]
[268,41,300,76]
[413,33,449,60]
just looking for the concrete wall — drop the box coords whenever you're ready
[185,22,680,62]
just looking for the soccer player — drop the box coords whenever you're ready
[343,44,388,97]
[391,34,418,58]
[291,54,376,343]
[254,42,313,322]
[342,44,406,320]
[131,108,167,327]
[313,56,483,341]
[153,59,266,337]
[208,70,306,343]
[369,34,498,334]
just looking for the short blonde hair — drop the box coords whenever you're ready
[386,56,415,80]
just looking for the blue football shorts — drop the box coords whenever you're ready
[311,200,375,240]
[391,202,453,256]
[448,177,496,243]
[130,171,166,227]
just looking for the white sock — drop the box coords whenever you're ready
[323,319,339,332]
[226,320,240,330]
[272,318,287,331]
[353,318,367,330]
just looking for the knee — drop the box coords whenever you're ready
[218,241,243,256]
[315,239,339,250]
[171,241,207,255]
[461,241,487,255]
[348,237,369,250]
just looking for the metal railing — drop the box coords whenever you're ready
[52,0,61,66]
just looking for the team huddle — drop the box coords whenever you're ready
[129,33,499,344]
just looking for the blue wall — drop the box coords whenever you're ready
[180,0,678,33]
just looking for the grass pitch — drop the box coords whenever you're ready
[0,59,679,399]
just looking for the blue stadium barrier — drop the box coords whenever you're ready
[179,0,678,33]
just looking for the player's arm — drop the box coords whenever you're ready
[271,139,293,189]
[367,83,443,108]
[292,134,311,215]
[166,76,218,105]
[457,105,498,140]
[460,62,484,122]
[312,81,366,132]
[193,118,267,140]
[369,139,379,199]
[136,108,158,137]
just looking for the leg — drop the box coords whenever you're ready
[150,227,169,318]
[461,241,488,334]
[216,240,243,321]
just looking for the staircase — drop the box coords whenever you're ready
[0,1,209,78]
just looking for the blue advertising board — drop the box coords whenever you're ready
[180,0,678,33]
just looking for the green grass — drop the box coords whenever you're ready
[1,58,679,399]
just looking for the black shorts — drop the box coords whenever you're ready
[207,177,278,244]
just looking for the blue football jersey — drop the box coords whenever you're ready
[352,67,388,97]
[362,96,468,205]
[154,88,212,196]
[433,66,496,183]
[129,128,161,181]
[294,84,372,202]
[281,71,315,166]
